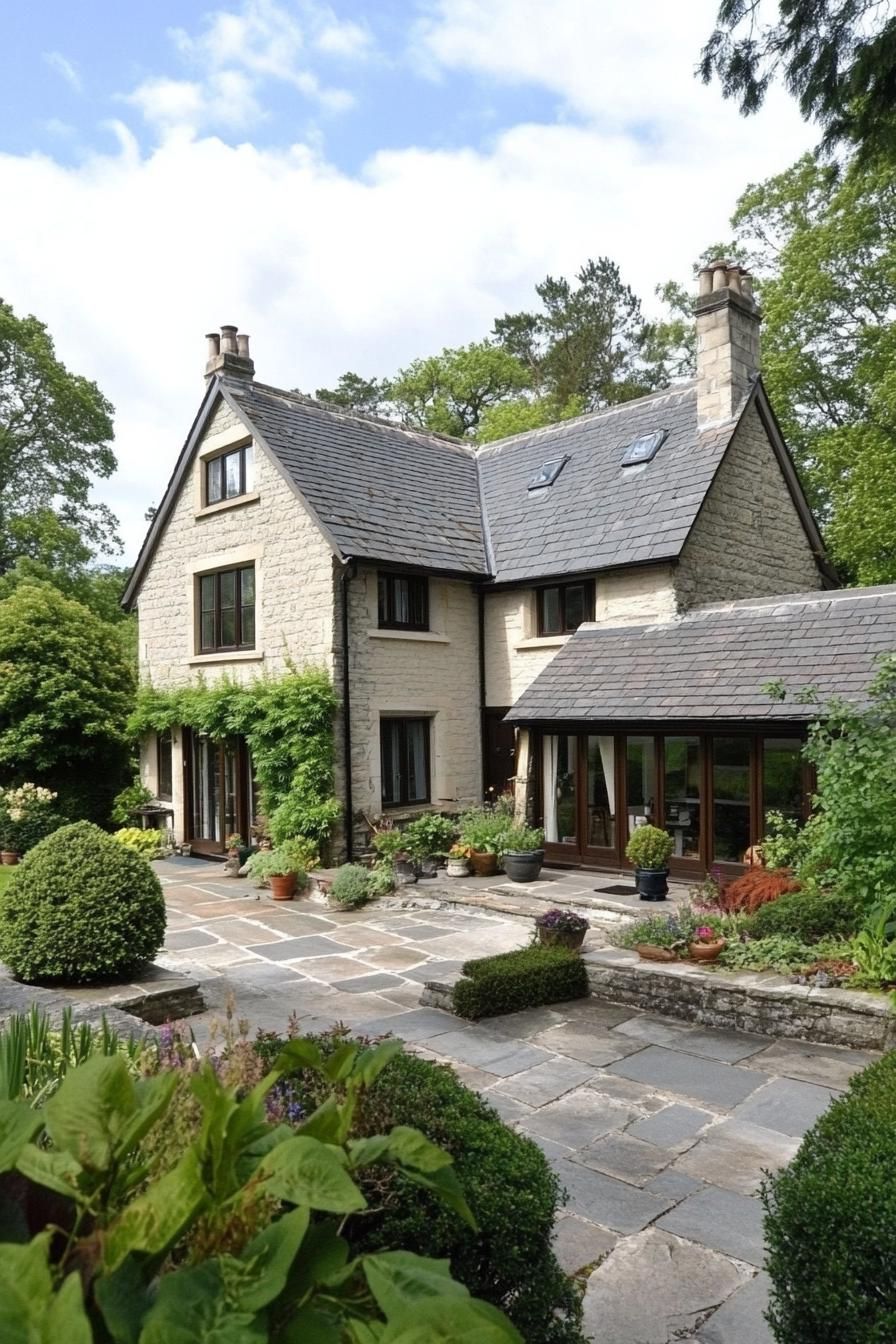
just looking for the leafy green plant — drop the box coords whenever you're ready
[453,945,588,1020]
[112,827,163,858]
[617,912,686,952]
[497,824,545,855]
[458,805,511,855]
[719,934,826,973]
[371,828,409,862]
[245,844,308,883]
[624,824,674,870]
[366,864,395,898]
[0,821,166,983]
[110,780,153,827]
[851,898,896,987]
[748,887,860,941]
[759,810,806,870]
[401,814,457,861]
[330,864,372,908]
[256,1031,585,1344]
[0,1036,521,1341]
[0,1006,148,1106]
[763,1050,896,1342]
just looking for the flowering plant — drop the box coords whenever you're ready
[535,908,588,934]
[692,924,720,944]
[0,783,62,854]
[225,833,244,851]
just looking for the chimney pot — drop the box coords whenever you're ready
[712,265,728,292]
[205,332,221,360]
[203,324,255,382]
[694,256,761,426]
[236,333,251,359]
[220,324,238,354]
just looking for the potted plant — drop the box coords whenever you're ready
[403,814,457,877]
[617,910,688,962]
[625,824,675,901]
[446,843,472,877]
[689,923,726,962]
[458,807,508,877]
[225,832,243,858]
[371,827,417,884]
[245,839,310,901]
[535,908,588,951]
[499,824,546,883]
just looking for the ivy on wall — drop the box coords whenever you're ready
[129,665,341,846]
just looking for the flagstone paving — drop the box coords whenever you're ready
[155,857,876,1343]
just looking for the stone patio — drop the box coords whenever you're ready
[155,856,874,1343]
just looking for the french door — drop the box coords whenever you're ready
[184,730,254,856]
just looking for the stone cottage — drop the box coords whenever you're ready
[125,259,885,879]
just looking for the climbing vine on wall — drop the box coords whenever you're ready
[129,665,341,846]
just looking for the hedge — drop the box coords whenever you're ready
[258,1033,585,1344]
[749,886,860,941]
[763,1050,896,1343]
[453,944,588,1019]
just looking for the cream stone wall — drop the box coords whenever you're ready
[340,567,481,840]
[675,402,824,610]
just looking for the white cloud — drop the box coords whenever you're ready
[2,1,814,562]
[43,51,82,93]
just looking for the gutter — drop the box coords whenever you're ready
[339,558,356,861]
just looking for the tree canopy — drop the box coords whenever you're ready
[700,0,896,161]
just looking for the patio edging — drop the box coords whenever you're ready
[583,948,895,1050]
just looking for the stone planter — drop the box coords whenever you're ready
[502,849,544,884]
[637,867,669,901]
[470,850,498,878]
[393,858,418,886]
[446,857,470,877]
[537,926,586,952]
[0,851,19,866]
[268,873,296,901]
[689,938,726,963]
[634,943,678,963]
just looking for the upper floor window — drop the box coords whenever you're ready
[537,580,593,636]
[198,565,255,653]
[205,443,254,505]
[378,572,429,631]
[157,729,173,800]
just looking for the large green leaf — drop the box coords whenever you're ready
[44,1054,134,1170]
[401,1164,475,1227]
[381,1126,453,1173]
[43,1272,93,1344]
[379,1298,523,1343]
[296,1097,345,1144]
[281,1220,349,1302]
[274,1305,344,1343]
[273,1039,323,1074]
[259,1136,366,1213]
[95,1255,153,1344]
[113,1070,179,1159]
[362,1252,467,1319]
[16,1144,83,1200]
[103,1147,207,1271]
[236,1206,309,1312]
[137,1261,265,1344]
[0,1234,92,1343]
[0,1100,44,1173]
[352,1041,402,1087]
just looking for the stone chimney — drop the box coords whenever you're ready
[204,325,254,380]
[695,259,760,426]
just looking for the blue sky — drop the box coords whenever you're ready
[0,1,812,560]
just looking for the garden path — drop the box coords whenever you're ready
[156,857,872,1344]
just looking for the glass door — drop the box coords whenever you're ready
[186,731,252,855]
[623,736,657,864]
[542,734,579,860]
[582,735,618,865]
[712,736,752,865]
[662,735,703,874]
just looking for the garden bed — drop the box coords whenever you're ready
[583,946,895,1050]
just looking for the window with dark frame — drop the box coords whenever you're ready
[157,729,173,801]
[198,565,256,653]
[536,580,593,636]
[377,572,429,631]
[205,443,254,505]
[380,717,431,807]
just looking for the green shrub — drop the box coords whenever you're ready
[458,803,513,854]
[110,779,153,826]
[748,886,860,941]
[402,813,457,860]
[0,821,166,983]
[719,934,847,973]
[0,783,67,854]
[497,823,545,855]
[624,824,674,869]
[851,898,896,986]
[258,1033,584,1344]
[763,1050,896,1343]
[453,945,588,1019]
[330,863,371,907]
[112,825,163,858]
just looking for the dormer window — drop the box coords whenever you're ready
[206,442,254,504]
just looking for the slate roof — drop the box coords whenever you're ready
[476,383,735,583]
[227,380,488,576]
[506,587,896,723]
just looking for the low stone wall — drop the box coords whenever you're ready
[0,963,204,1032]
[585,948,895,1050]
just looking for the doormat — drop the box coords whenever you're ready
[594,884,638,896]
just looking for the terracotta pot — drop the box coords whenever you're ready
[268,873,297,901]
[469,850,498,877]
[689,938,726,963]
[0,851,19,866]
[538,926,586,952]
[634,943,678,963]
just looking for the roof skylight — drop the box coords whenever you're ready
[621,430,667,466]
[528,456,568,490]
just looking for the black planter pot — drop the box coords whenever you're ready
[638,867,669,901]
[502,849,544,884]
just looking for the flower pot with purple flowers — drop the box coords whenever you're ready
[535,907,588,952]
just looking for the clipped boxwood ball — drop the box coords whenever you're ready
[0,821,166,983]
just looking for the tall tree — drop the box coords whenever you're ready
[700,0,896,161]
[730,152,896,582]
[314,371,390,417]
[389,341,530,438]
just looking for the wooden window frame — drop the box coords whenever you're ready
[535,580,594,636]
[380,716,432,808]
[157,729,173,801]
[197,564,256,654]
[377,572,429,632]
[205,443,253,505]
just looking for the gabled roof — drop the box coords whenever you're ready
[506,586,896,724]
[123,368,830,608]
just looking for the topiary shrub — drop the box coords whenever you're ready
[0,821,166,983]
[330,863,371,907]
[763,1050,896,1343]
[453,944,588,1020]
[256,1031,585,1344]
[748,886,860,941]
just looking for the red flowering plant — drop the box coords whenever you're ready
[692,924,720,945]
